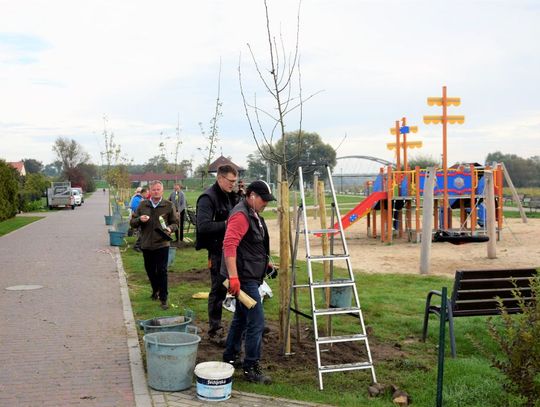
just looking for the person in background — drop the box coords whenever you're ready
[196,165,241,345]
[237,179,246,198]
[169,183,186,242]
[129,187,143,216]
[132,187,147,252]
[221,180,275,384]
[130,180,178,310]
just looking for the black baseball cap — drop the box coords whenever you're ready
[247,180,276,202]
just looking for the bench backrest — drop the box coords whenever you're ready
[450,268,538,317]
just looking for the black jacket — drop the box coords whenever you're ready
[220,200,270,284]
[195,182,240,254]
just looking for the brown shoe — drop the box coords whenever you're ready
[160,300,169,310]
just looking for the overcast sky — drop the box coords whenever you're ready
[1,0,539,173]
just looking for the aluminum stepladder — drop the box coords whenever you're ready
[287,165,377,390]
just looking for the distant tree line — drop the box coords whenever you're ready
[485,151,540,187]
[395,152,539,188]
[245,130,337,185]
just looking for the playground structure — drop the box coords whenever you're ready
[331,86,505,243]
[337,163,505,243]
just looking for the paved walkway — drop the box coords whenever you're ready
[0,191,327,407]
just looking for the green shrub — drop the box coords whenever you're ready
[0,160,19,221]
[488,276,540,407]
[18,191,43,212]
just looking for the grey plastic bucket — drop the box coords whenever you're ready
[104,215,113,225]
[138,316,192,334]
[143,330,201,391]
[321,279,353,308]
[194,361,234,401]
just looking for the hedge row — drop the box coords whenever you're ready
[0,160,19,221]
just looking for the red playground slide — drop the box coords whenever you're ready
[331,191,387,232]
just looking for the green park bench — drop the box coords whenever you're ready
[421,267,538,357]
[524,196,540,212]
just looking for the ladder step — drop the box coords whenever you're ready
[317,334,367,344]
[314,306,361,316]
[320,362,373,373]
[308,254,349,261]
[304,228,339,234]
[312,280,355,288]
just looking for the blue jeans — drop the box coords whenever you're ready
[223,280,264,368]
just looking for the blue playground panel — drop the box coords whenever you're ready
[373,173,384,192]
[400,178,409,196]
[419,170,474,196]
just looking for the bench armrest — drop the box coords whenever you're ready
[427,289,442,299]
[422,289,452,342]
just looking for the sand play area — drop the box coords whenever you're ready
[266,215,540,277]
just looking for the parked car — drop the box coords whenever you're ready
[72,187,84,203]
[71,189,82,206]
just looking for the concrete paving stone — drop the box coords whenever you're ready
[0,193,134,407]
[152,393,166,402]
[167,400,203,407]
[1,192,334,407]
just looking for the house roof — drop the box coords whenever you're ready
[207,155,245,173]
[8,161,26,175]
[129,172,185,182]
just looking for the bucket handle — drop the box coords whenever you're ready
[146,334,161,348]
[184,308,195,321]
[186,325,198,335]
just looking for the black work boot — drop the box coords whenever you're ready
[223,354,242,369]
[243,362,272,384]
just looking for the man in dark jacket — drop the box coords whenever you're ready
[196,165,241,344]
[168,183,186,242]
[221,180,275,384]
[130,180,178,310]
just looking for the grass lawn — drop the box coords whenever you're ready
[120,235,524,407]
[0,216,44,237]
[504,210,540,219]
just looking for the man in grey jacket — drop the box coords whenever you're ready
[169,183,186,242]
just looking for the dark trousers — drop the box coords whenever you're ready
[174,210,185,242]
[142,247,169,301]
[208,252,227,335]
[134,227,142,249]
[223,281,264,368]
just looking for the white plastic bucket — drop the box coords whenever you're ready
[194,361,234,401]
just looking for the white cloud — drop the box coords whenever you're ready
[1,0,539,170]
